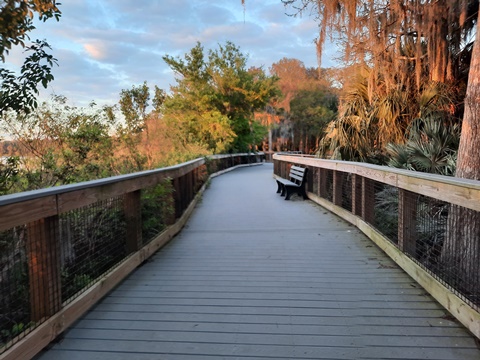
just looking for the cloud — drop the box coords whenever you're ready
[84,43,106,60]
[4,0,336,108]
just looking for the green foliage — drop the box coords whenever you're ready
[318,68,374,161]
[0,156,20,195]
[119,81,150,134]
[162,41,279,153]
[61,272,92,299]
[290,88,337,150]
[0,0,61,61]
[142,180,174,241]
[387,118,460,176]
[374,186,399,242]
[117,81,164,170]
[0,1,61,114]
[319,67,460,163]
[0,40,57,114]
[152,86,166,113]
[60,205,127,300]
[1,95,117,191]
[61,269,93,300]
[0,321,34,346]
[0,251,30,347]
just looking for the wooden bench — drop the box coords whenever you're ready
[275,165,308,200]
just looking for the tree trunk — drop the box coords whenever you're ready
[442,12,480,303]
[430,15,449,83]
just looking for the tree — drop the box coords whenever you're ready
[290,88,337,153]
[441,10,480,303]
[386,118,460,175]
[0,1,61,114]
[0,0,61,60]
[267,57,338,152]
[1,95,116,190]
[251,1,474,160]
[0,40,57,113]
[118,82,154,169]
[281,0,476,91]
[162,41,279,154]
[270,58,312,112]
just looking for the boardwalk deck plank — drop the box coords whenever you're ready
[36,163,480,360]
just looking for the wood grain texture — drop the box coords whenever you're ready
[308,191,480,340]
[274,154,480,211]
[32,165,480,360]
[0,196,57,231]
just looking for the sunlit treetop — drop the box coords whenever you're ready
[0,0,61,61]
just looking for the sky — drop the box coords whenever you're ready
[4,0,339,108]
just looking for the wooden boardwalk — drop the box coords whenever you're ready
[36,163,480,360]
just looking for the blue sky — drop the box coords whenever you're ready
[5,0,339,107]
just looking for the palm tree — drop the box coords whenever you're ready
[386,117,460,176]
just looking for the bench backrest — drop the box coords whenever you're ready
[289,165,307,185]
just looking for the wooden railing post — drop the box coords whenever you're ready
[173,176,183,219]
[333,170,343,206]
[26,216,62,322]
[352,174,362,216]
[319,168,328,198]
[125,190,142,253]
[362,177,375,224]
[398,189,417,255]
[189,169,195,202]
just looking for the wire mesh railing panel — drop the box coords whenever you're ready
[325,169,334,202]
[306,166,315,194]
[372,181,399,244]
[0,227,31,349]
[59,196,127,303]
[194,165,208,193]
[408,194,448,265]
[340,172,352,212]
[141,180,175,244]
[274,156,480,337]
[432,204,479,309]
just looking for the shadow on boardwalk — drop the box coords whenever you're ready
[37,163,480,360]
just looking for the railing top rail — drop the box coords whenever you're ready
[274,154,480,211]
[0,158,205,207]
[0,153,264,207]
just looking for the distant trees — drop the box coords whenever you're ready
[289,88,337,153]
[1,96,115,191]
[162,41,279,154]
[271,0,476,162]
[268,57,338,153]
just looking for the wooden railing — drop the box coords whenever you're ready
[274,154,480,339]
[0,153,264,360]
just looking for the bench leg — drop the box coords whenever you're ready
[301,187,308,200]
[276,180,282,194]
[284,187,292,200]
[284,186,307,201]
